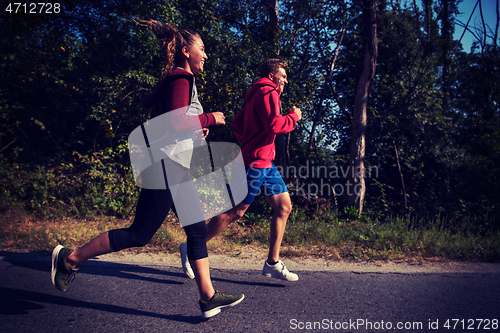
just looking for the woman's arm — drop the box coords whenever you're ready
[164,77,216,130]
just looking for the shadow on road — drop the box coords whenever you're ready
[1,250,287,289]
[212,275,286,288]
[0,250,186,285]
[0,250,288,326]
[0,286,206,324]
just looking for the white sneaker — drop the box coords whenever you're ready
[179,243,195,279]
[262,260,299,281]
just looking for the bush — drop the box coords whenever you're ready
[0,145,139,218]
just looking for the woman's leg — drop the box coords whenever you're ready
[190,257,215,301]
[66,188,173,268]
[184,221,215,301]
[66,232,113,268]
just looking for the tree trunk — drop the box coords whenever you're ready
[346,0,378,214]
[495,0,499,49]
[266,0,280,54]
[441,0,451,111]
[265,0,289,181]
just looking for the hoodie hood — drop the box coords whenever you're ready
[245,77,277,103]
[142,68,194,109]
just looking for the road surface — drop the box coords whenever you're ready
[1,251,499,332]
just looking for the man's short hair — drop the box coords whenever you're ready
[260,59,288,78]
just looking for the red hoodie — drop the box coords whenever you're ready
[142,68,216,130]
[232,78,299,168]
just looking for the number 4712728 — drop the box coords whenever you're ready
[443,319,499,330]
[5,3,61,14]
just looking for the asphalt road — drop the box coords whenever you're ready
[1,251,499,333]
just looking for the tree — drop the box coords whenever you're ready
[345,0,378,214]
[1,0,499,223]
[265,0,290,181]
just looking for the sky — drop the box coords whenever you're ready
[454,0,499,52]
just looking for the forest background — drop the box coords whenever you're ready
[1,0,499,261]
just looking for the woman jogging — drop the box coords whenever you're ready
[51,18,244,319]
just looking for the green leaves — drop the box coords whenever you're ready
[0,0,498,225]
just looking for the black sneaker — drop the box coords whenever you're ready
[51,245,79,291]
[199,290,245,318]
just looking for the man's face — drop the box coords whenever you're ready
[269,67,288,93]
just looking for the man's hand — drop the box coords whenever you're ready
[212,112,226,125]
[291,106,302,121]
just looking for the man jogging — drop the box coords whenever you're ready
[180,58,302,281]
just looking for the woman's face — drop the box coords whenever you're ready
[184,36,207,74]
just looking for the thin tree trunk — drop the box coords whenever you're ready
[441,0,451,111]
[495,0,499,48]
[267,0,279,36]
[305,13,358,165]
[265,0,291,182]
[346,0,377,214]
[479,0,487,51]
[388,131,408,214]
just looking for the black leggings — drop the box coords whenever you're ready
[108,187,208,261]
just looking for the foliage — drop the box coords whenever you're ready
[0,0,499,231]
[0,146,138,218]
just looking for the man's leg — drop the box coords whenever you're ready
[206,164,265,242]
[206,202,250,242]
[265,192,292,263]
[261,191,298,281]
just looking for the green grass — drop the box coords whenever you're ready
[1,205,499,262]
[287,206,499,262]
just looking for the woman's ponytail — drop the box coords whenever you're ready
[134,18,200,77]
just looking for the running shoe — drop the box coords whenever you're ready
[51,245,79,291]
[262,260,299,281]
[199,290,245,319]
[179,242,195,279]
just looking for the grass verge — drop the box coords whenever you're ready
[1,206,499,262]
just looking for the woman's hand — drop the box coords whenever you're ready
[212,112,226,125]
[194,128,209,140]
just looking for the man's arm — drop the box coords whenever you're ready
[260,89,300,134]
